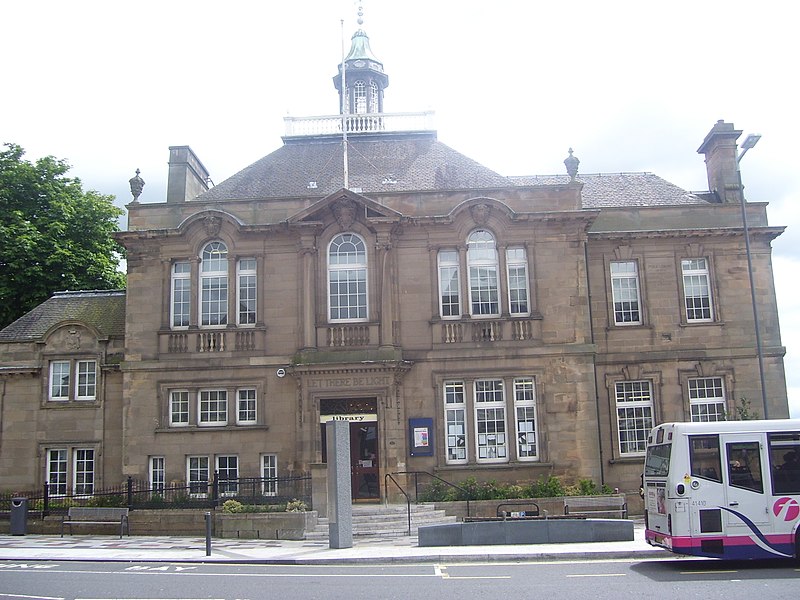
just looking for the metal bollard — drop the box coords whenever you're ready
[205,511,212,556]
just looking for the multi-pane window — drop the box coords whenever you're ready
[169,391,189,426]
[200,241,228,326]
[467,230,499,316]
[198,390,227,426]
[438,250,461,318]
[615,381,654,455]
[47,449,68,496]
[353,80,367,113]
[328,233,368,321]
[49,360,96,402]
[47,448,94,496]
[237,388,257,424]
[682,258,713,322]
[150,456,165,492]
[217,455,239,496]
[262,454,278,496]
[474,379,507,462]
[171,261,191,328]
[514,378,538,460]
[74,449,95,496]
[611,261,641,325]
[688,377,726,422]
[49,361,70,401]
[187,456,209,496]
[444,381,467,464]
[506,247,530,316]
[369,81,379,112]
[76,360,96,400]
[237,258,257,325]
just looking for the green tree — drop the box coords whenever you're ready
[0,143,125,328]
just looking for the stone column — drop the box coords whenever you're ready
[376,228,394,348]
[299,235,317,350]
[326,420,352,549]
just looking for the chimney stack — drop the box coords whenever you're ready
[697,120,743,204]
[167,146,209,203]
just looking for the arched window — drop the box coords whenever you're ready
[200,241,228,326]
[328,233,367,321]
[369,81,379,112]
[467,230,499,316]
[353,81,367,114]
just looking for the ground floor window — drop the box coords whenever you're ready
[47,449,68,496]
[442,376,538,465]
[514,378,538,460]
[262,454,277,496]
[74,449,95,496]
[187,456,210,496]
[46,447,95,496]
[150,456,165,492]
[615,380,654,456]
[688,377,726,422]
[217,455,239,495]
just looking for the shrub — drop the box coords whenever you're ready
[222,499,244,513]
[285,498,308,512]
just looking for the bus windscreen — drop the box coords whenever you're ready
[645,443,671,477]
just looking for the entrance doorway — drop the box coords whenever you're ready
[319,398,380,501]
[351,422,379,500]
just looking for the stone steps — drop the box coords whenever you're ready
[305,503,458,539]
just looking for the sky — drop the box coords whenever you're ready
[2,1,798,417]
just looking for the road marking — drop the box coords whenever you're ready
[0,594,64,600]
[680,570,738,575]
[566,573,626,578]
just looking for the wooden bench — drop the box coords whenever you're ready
[61,507,130,538]
[563,496,627,519]
[496,501,540,518]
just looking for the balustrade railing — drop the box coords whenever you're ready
[327,325,371,347]
[284,111,435,137]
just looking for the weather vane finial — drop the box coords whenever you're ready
[357,2,364,27]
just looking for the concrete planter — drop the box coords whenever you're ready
[216,510,318,540]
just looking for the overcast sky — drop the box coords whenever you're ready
[2,1,798,416]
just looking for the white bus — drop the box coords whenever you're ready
[643,419,800,559]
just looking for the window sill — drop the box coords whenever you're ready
[679,320,724,328]
[156,424,270,433]
[608,456,645,465]
[437,461,552,471]
[42,400,100,408]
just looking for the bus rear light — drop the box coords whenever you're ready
[676,483,685,495]
[667,514,672,535]
[644,509,649,529]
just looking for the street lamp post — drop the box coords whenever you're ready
[737,133,769,419]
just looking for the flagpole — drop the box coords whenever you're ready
[340,19,349,190]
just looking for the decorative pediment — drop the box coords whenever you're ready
[177,209,244,234]
[287,188,403,229]
[449,197,516,223]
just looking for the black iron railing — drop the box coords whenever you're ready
[0,472,311,518]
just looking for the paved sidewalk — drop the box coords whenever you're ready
[0,521,670,564]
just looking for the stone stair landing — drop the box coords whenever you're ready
[305,503,457,540]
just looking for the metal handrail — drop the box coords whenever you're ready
[383,473,412,535]
[388,471,471,519]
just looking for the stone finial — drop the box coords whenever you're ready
[129,168,145,203]
[564,148,580,182]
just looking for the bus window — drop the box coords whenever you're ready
[726,441,763,493]
[645,443,671,477]
[768,432,800,494]
[689,435,722,482]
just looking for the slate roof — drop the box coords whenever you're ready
[509,173,709,208]
[197,133,512,201]
[196,131,711,211]
[0,290,126,342]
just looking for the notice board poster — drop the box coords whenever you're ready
[409,417,434,457]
